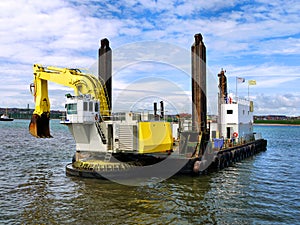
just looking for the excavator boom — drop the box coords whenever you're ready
[29,64,110,138]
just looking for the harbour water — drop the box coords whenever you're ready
[0,120,299,224]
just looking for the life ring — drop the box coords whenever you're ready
[95,114,98,121]
[233,132,238,138]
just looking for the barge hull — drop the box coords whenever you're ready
[66,139,267,180]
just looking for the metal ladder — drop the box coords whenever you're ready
[95,121,107,144]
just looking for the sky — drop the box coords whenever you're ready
[0,0,300,116]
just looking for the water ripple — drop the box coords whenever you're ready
[0,121,299,224]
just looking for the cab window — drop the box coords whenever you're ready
[89,102,93,112]
[66,103,77,114]
[83,102,88,111]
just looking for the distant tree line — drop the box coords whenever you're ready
[0,107,63,120]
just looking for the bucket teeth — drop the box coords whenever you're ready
[29,113,52,138]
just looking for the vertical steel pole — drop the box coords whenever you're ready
[191,33,207,134]
[98,38,112,115]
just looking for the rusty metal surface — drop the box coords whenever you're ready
[29,113,52,138]
[218,69,227,104]
[191,33,207,133]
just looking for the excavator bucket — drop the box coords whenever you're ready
[29,113,52,138]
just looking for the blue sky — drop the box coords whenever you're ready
[0,0,300,115]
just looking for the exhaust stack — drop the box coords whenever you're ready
[160,101,164,118]
[154,102,158,120]
[98,38,112,115]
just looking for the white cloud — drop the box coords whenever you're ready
[219,64,300,80]
[112,66,191,113]
[0,0,300,116]
[253,38,300,55]
[254,93,300,116]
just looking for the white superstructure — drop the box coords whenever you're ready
[219,97,254,141]
[60,95,174,161]
[61,95,107,152]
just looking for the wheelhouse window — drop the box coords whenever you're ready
[89,102,93,112]
[83,102,88,111]
[227,109,233,114]
[95,102,99,112]
[66,103,77,114]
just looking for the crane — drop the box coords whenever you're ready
[29,64,110,138]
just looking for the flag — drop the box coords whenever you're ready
[237,77,245,83]
[248,80,256,85]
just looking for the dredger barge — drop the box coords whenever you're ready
[29,34,267,180]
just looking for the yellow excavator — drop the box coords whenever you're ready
[29,64,110,138]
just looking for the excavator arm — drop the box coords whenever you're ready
[29,64,110,138]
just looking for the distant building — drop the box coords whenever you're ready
[254,115,289,121]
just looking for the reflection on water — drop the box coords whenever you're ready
[0,120,299,224]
